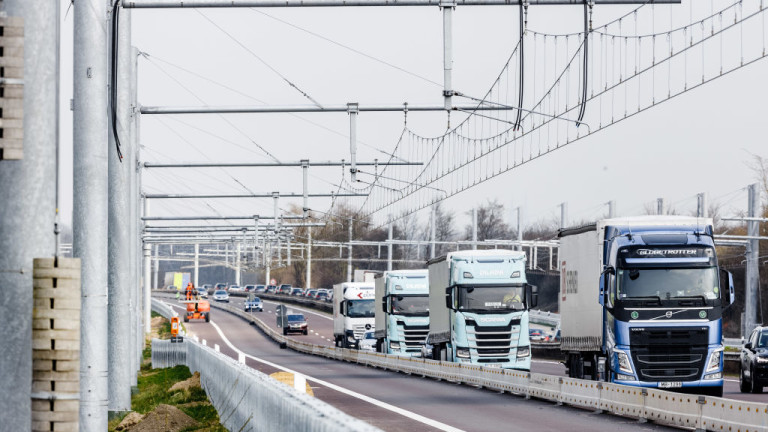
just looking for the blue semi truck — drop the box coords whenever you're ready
[558,216,734,397]
[426,250,537,370]
[374,270,430,356]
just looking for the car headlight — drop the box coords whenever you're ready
[757,357,768,364]
[706,349,722,373]
[456,347,470,358]
[516,346,530,358]
[389,341,401,351]
[615,350,633,374]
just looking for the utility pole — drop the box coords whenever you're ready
[697,193,708,218]
[441,0,455,110]
[143,199,152,334]
[348,103,358,182]
[302,160,312,288]
[516,207,523,251]
[194,244,199,286]
[387,219,394,271]
[657,197,665,215]
[472,207,478,250]
[347,218,353,282]
[607,200,616,218]
[430,205,436,259]
[0,1,59,429]
[107,2,132,413]
[235,242,241,286]
[560,202,568,230]
[745,183,761,337]
[74,0,110,428]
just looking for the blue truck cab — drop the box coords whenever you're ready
[427,250,537,370]
[374,270,429,356]
[559,216,734,397]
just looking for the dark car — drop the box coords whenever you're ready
[305,289,317,298]
[283,313,308,335]
[215,283,227,291]
[266,285,277,294]
[740,326,768,393]
[291,287,304,296]
[315,291,328,301]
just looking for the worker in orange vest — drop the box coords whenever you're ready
[185,282,195,301]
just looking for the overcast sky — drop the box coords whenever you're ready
[58,0,768,233]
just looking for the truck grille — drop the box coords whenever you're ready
[629,327,708,382]
[466,319,521,363]
[353,325,369,340]
[396,322,429,353]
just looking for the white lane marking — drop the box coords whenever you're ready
[532,360,564,366]
[262,300,332,321]
[207,320,463,432]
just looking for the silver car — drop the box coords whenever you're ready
[213,290,230,302]
[359,331,377,352]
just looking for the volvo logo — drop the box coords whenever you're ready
[665,311,673,318]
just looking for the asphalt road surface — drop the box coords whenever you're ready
[166,297,682,432]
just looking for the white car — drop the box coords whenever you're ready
[228,285,243,293]
[359,331,377,352]
[213,290,230,302]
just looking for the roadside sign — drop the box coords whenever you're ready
[170,316,183,343]
[270,279,277,285]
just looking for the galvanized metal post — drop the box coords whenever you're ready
[235,242,241,286]
[441,0,455,110]
[745,184,761,336]
[153,244,159,290]
[107,1,132,412]
[306,227,313,288]
[143,201,151,334]
[265,241,271,285]
[516,207,523,252]
[697,193,708,218]
[472,208,478,250]
[430,205,436,259]
[194,244,199,286]
[74,0,110,428]
[302,160,312,288]
[287,235,292,266]
[347,103,358,182]
[348,218,354,282]
[0,1,59,429]
[387,220,393,272]
[560,202,568,229]
[607,200,616,218]
[657,198,665,215]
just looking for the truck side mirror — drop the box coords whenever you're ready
[340,300,346,316]
[719,269,735,308]
[526,284,538,309]
[382,297,388,314]
[745,342,753,350]
[599,273,613,310]
[445,287,453,310]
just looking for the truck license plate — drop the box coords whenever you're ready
[485,364,502,368]
[658,382,682,389]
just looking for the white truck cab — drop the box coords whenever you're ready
[334,282,375,348]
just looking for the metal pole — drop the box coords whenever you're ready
[516,207,523,251]
[387,220,393,271]
[143,201,152,334]
[74,0,109,427]
[607,200,616,218]
[302,160,312,288]
[235,242,241,286]
[153,244,159,290]
[140,103,522,115]
[560,202,568,229]
[194,244,199,286]
[430,205,436,259]
[442,0,454,110]
[348,103,358,182]
[287,235,292,266]
[0,1,59,429]
[265,241,271,285]
[143,160,422,168]
[472,208,478,250]
[107,1,131,412]
[307,227,312,288]
[657,198,665,215]
[697,193,708,218]
[144,192,365,199]
[745,183,761,337]
[125,0,682,7]
[348,218,354,282]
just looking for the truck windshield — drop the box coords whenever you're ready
[456,285,525,312]
[391,295,429,316]
[617,267,719,300]
[347,299,375,318]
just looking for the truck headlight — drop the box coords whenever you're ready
[389,341,401,351]
[456,347,470,358]
[757,357,768,364]
[615,350,633,374]
[706,349,722,373]
[516,346,530,358]
[347,335,356,342]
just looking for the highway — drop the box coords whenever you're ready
[166,295,682,431]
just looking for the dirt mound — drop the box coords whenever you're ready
[129,404,198,432]
[150,316,166,339]
[168,371,201,393]
[115,412,144,431]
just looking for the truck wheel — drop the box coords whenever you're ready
[752,368,763,393]
[303,329,308,335]
[183,315,189,323]
[283,328,288,336]
[205,313,210,323]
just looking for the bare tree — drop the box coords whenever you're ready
[464,199,512,242]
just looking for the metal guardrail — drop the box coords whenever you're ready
[151,300,381,432]
[189,298,768,432]
[528,309,560,327]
